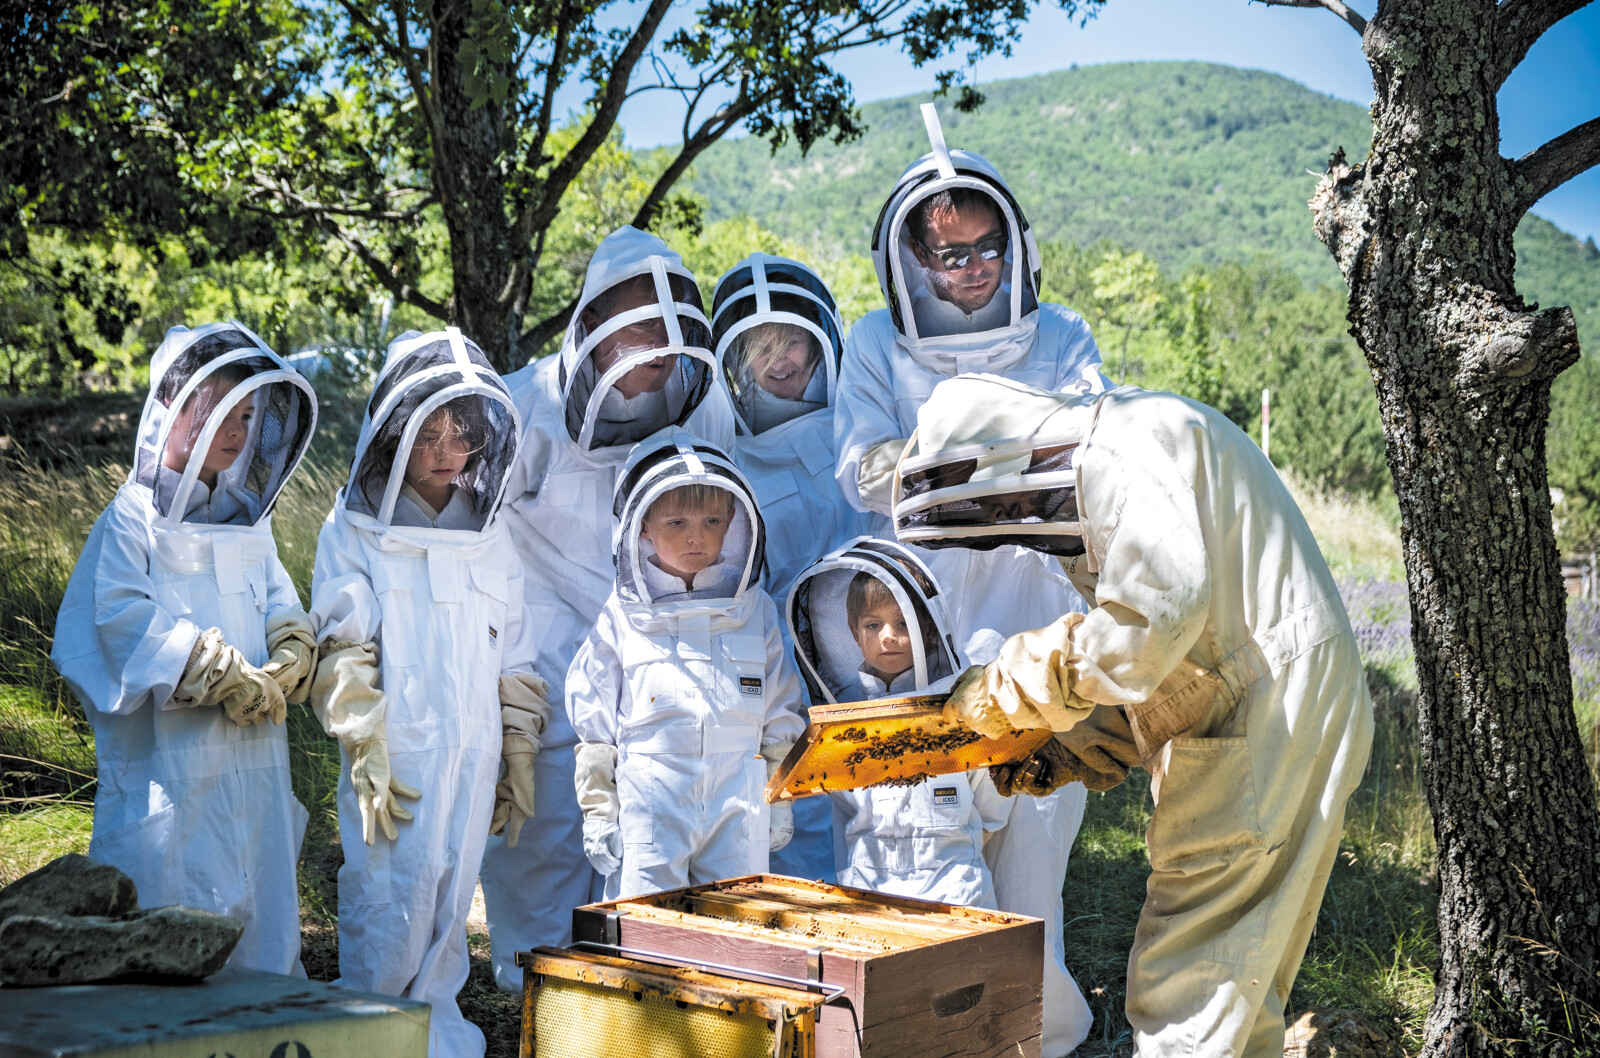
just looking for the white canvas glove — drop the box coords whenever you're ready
[490,673,550,848]
[172,627,286,726]
[583,818,622,876]
[263,610,317,705]
[761,742,796,852]
[858,438,910,516]
[310,639,420,844]
[941,613,1097,738]
[348,734,422,845]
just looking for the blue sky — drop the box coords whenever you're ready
[606,0,1600,242]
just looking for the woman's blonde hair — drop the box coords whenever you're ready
[732,321,820,383]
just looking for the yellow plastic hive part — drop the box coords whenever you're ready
[533,976,777,1058]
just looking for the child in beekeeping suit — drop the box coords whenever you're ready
[309,329,547,1058]
[51,321,319,974]
[568,430,805,899]
[788,537,1011,906]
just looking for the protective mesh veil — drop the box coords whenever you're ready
[788,540,956,704]
[895,442,1084,555]
[136,328,315,525]
[346,333,518,531]
[890,180,1036,340]
[711,256,843,435]
[564,270,714,451]
[613,438,764,606]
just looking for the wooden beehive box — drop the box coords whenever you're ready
[571,874,1043,1058]
[766,695,1055,801]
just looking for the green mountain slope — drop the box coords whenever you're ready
[692,60,1598,341]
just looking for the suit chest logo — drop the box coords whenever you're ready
[739,676,763,697]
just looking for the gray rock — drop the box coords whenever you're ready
[0,854,138,922]
[0,906,244,987]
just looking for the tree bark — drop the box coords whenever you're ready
[1307,2,1600,1052]
[429,0,526,373]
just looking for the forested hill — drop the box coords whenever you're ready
[692,60,1598,331]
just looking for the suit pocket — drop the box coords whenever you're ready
[1145,737,1264,873]
[617,755,656,846]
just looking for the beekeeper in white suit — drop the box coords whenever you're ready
[901,375,1375,1058]
[52,321,318,975]
[310,330,545,1058]
[788,537,1011,905]
[567,431,805,898]
[482,226,735,989]
[711,252,872,881]
[835,103,1102,1056]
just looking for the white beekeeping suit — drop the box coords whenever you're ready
[567,431,805,899]
[711,252,872,882]
[907,375,1376,1058]
[52,321,318,975]
[310,329,542,1058]
[482,226,736,989]
[832,104,1098,1058]
[788,537,1009,907]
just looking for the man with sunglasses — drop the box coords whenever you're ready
[832,107,1110,1057]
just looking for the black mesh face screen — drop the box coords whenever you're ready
[348,335,517,530]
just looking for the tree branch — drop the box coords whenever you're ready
[1250,0,1367,35]
[1495,0,1592,88]
[323,221,448,319]
[1510,114,1600,216]
[520,0,676,236]
[516,295,579,361]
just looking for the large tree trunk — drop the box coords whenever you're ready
[1309,2,1600,1053]
[429,2,529,374]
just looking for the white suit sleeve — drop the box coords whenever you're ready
[758,597,806,748]
[309,510,381,647]
[566,610,623,748]
[263,549,305,619]
[833,316,904,513]
[83,496,200,715]
[1068,433,1211,706]
[1045,307,1113,396]
[969,769,1014,831]
[498,547,541,679]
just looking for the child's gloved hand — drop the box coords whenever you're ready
[350,738,422,844]
[173,628,286,726]
[582,818,621,875]
[768,801,794,851]
[218,662,288,727]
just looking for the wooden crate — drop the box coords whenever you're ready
[570,874,1043,1058]
[766,695,1055,801]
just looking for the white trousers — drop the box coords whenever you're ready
[336,743,498,1058]
[986,782,1093,1057]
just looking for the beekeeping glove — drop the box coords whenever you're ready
[583,818,622,876]
[348,733,421,844]
[310,639,420,844]
[575,741,622,873]
[171,628,286,727]
[761,742,796,852]
[1051,703,1141,792]
[263,610,317,705]
[858,438,910,516]
[490,673,551,848]
[989,736,1077,798]
[942,613,1098,738]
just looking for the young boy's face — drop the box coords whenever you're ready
[640,492,733,581]
[404,408,473,495]
[163,378,251,488]
[852,598,914,680]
